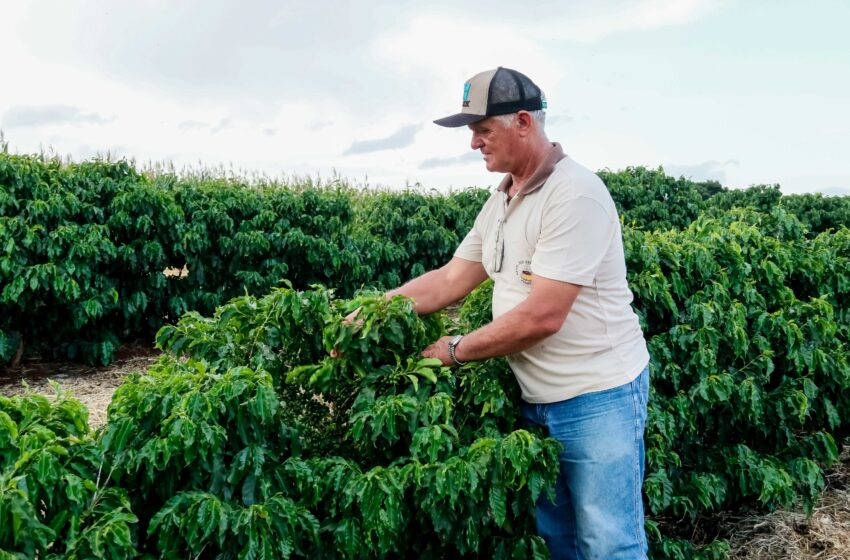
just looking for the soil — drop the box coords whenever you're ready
[2,345,849,558]
[0,341,161,428]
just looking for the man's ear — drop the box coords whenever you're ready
[515,111,534,136]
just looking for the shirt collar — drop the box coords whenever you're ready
[497,142,567,197]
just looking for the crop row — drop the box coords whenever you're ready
[2,153,847,366]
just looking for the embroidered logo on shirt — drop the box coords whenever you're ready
[515,260,533,285]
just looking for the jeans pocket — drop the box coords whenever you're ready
[633,366,650,430]
[633,366,650,409]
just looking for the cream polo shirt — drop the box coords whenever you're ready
[455,144,649,403]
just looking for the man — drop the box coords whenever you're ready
[385,67,651,560]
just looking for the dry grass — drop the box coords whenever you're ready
[724,454,850,560]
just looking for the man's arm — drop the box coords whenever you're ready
[422,275,580,364]
[386,257,488,314]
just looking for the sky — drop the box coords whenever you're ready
[1,0,848,195]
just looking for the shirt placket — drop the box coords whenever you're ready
[492,192,521,274]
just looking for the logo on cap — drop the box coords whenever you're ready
[462,83,471,108]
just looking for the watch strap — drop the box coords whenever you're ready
[448,335,467,366]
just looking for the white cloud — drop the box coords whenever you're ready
[2,105,114,128]
[310,120,333,131]
[344,124,423,155]
[533,0,720,42]
[210,118,232,135]
[372,15,563,116]
[816,186,850,196]
[664,159,740,183]
[178,120,208,131]
[777,172,850,196]
[419,151,482,170]
[375,0,720,56]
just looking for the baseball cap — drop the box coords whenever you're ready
[434,67,546,128]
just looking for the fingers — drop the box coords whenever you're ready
[342,307,364,329]
[421,336,453,366]
[332,307,364,358]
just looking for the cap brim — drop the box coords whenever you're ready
[433,112,487,128]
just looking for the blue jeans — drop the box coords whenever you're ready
[520,366,650,560]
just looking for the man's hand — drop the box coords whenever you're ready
[421,336,455,366]
[330,307,364,358]
[342,307,363,328]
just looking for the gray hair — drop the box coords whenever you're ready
[493,109,546,130]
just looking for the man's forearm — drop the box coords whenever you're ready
[453,301,559,362]
[420,278,581,366]
[386,258,488,315]
[385,269,451,314]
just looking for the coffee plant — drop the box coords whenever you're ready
[0,389,138,559]
[97,288,560,558]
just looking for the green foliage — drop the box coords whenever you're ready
[88,287,561,558]
[624,209,849,556]
[0,154,489,366]
[154,282,333,380]
[458,278,495,332]
[602,167,849,237]
[4,152,850,558]
[4,153,846,367]
[706,184,783,215]
[0,389,138,559]
[0,155,141,364]
[779,192,850,235]
[601,166,708,231]
[349,188,488,287]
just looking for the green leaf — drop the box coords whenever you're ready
[489,484,507,527]
[406,374,419,392]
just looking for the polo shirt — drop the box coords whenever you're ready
[454,143,649,403]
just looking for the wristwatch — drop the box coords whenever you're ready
[448,335,467,366]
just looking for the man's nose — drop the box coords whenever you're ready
[470,135,483,150]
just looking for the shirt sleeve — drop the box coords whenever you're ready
[453,217,483,263]
[531,195,616,286]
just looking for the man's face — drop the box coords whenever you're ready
[468,116,516,173]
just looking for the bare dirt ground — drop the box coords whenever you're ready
[0,342,161,428]
[2,345,849,558]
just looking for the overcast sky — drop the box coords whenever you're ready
[2,0,848,195]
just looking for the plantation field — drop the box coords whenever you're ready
[3,152,850,558]
[3,345,850,560]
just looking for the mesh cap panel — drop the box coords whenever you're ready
[487,68,543,116]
